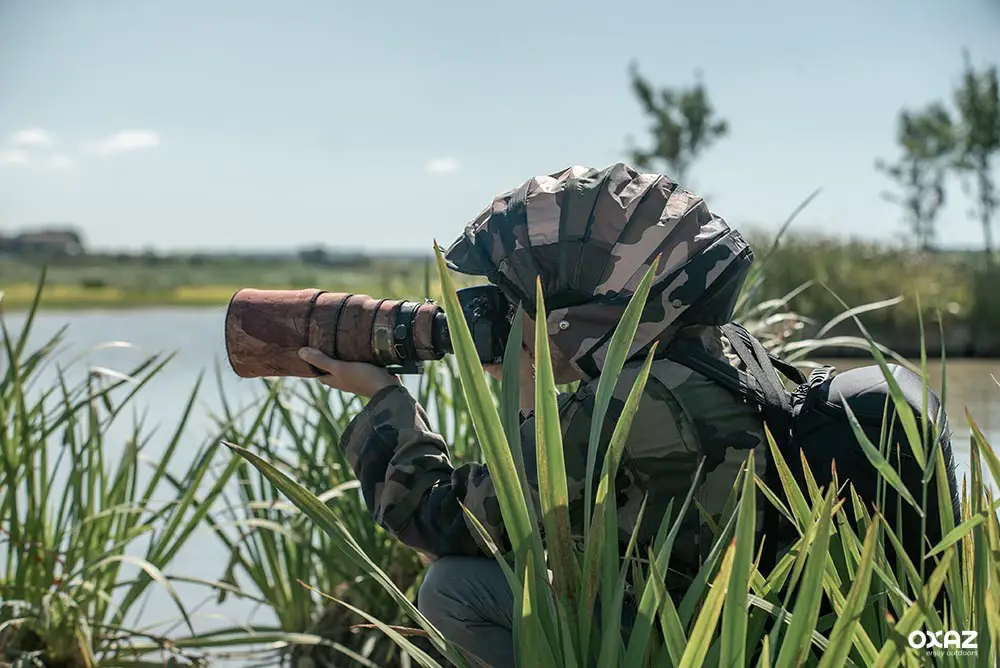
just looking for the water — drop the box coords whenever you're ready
[2,307,999,662]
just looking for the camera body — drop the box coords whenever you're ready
[454,285,515,368]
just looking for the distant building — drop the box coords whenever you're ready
[0,227,85,256]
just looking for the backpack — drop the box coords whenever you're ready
[663,321,962,572]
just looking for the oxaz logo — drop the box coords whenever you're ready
[908,630,978,651]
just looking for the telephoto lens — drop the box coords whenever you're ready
[224,289,450,378]
[224,284,513,379]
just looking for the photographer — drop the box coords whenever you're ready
[297,163,766,668]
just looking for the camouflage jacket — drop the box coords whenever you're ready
[339,326,767,583]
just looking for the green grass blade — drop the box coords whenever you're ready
[432,244,544,573]
[500,306,526,461]
[88,555,195,636]
[521,558,560,668]
[533,277,581,620]
[581,346,658,651]
[816,520,880,668]
[678,539,737,668]
[721,451,758,668]
[307,588,447,668]
[966,408,1000,491]
[645,546,688,667]
[583,257,660,542]
[821,286,926,471]
[763,424,812,532]
[871,547,953,668]
[622,458,707,666]
[774,485,836,668]
[841,399,922,513]
[221,442,461,661]
[926,513,991,559]
[756,635,771,668]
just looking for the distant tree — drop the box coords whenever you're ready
[951,49,1000,264]
[875,103,956,251]
[299,246,332,266]
[626,61,729,186]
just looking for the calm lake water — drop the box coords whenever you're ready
[2,306,999,660]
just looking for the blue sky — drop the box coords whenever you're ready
[1,0,998,253]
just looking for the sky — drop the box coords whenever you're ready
[1,0,999,254]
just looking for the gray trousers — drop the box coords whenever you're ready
[418,556,636,668]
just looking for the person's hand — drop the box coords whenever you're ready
[298,348,400,398]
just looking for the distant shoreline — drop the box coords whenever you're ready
[3,296,1000,361]
[3,237,1000,361]
[0,298,232,312]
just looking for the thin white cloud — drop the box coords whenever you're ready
[84,130,160,156]
[49,155,73,169]
[425,157,461,173]
[0,149,31,165]
[10,127,54,148]
[0,129,74,170]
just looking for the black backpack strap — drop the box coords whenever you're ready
[663,322,799,575]
[722,323,802,574]
[718,323,796,574]
[722,322,807,387]
[770,355,808,387]
[660,339,764,404]
[663,323,797,420]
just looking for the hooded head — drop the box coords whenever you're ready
[444,163,753,381]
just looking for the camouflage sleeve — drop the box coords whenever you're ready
[338,383,589,560]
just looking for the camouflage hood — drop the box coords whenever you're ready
[444,162,753,380]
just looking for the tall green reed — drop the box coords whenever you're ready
[0,274,249,666]
[1,274,384,667]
